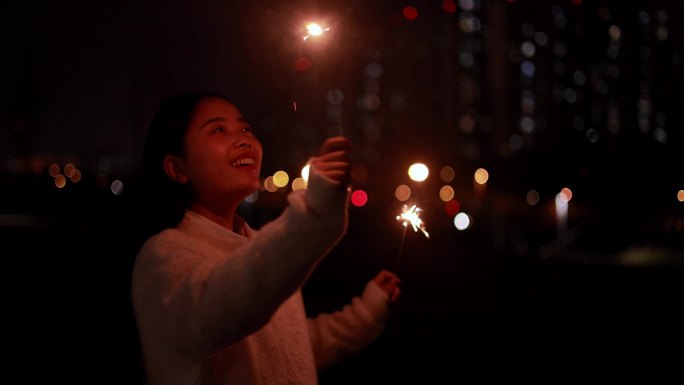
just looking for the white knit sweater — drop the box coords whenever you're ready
[132,172,389,385]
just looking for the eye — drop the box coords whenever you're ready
[213,126,226,134]
[242,126,253,133]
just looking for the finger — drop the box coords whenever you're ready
[375,271,393,284]
[314,150,351,163]
[319,137,352,156]
[391,287,401,302]
[312,161,350,172]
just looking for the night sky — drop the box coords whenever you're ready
[3,1,684,383]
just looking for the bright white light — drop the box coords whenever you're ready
[301,163,311,182]
[454,212,471,230]
[408,163,429,182]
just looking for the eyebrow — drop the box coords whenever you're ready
[199,116,248,130]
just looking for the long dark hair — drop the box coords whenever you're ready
[141,92,225,234]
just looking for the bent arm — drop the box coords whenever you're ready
[307,281,390,370]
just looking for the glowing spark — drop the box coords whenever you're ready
[303,23,330,40]
[396,204,429,238]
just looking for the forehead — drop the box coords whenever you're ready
[191,97,241,122]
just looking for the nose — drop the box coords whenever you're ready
[235,139,252,149]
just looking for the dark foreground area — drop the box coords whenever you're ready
[5,197,682,384]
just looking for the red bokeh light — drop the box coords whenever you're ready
[571,0,583,5]
[351,190,368,207]
[444,199,461,216]
[294,57,311,71]
[442,0,457,13]
[402,6,418,20]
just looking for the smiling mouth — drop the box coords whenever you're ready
[232,158,256,167]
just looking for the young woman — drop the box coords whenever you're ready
[132,93,400,384]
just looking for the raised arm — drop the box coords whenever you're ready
[133,138,352,357]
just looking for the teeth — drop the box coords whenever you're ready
[232,158,255,167]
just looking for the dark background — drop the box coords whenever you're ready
[3,0,683,383]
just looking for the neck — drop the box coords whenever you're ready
[189,199,240,232]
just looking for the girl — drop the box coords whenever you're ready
[132,93,400,385]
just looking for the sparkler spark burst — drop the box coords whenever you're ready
[303,22,330,40]
[396,204,429,238]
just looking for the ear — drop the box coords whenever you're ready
[163,155,189,184]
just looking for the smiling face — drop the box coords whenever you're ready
[165,97,263,210]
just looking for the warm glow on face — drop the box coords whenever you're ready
[408,163,429,182]
[474,168,489,185]
[273,171,289,188]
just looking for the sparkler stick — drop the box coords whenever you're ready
[394,204,429,273]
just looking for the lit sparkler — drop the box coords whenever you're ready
[396,204,429,238]
[303,22,330,40]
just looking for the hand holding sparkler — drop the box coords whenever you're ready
[373,270,401,303]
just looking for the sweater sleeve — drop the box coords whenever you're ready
[307,280,390,370]
[132,165,350,357]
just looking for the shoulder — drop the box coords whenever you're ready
[134,228,205,270]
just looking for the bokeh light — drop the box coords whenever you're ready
[64,163,75,178]
[555,192,568,207]
[442,0,457,13]
[445,200,461,216]
[273,171,289,188]
[48,163,60,177]
[408,163,429,182]
[526,190,540,206]
[264,176,278,193]
[474,168,489,184]
[403,6,418,20]
[351,190,368,207]
[111,179,124,195]
[440,166,455,182]
[301,163,311,182]
[395,185,411,201]
[678,190,684,202]
[560,187,573,202]
[439,185,455,202]
[294,57,311,71]
[69,169,82,183]
[291,177,307,191]
[54,174,66,188]
[454,212,471,230]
